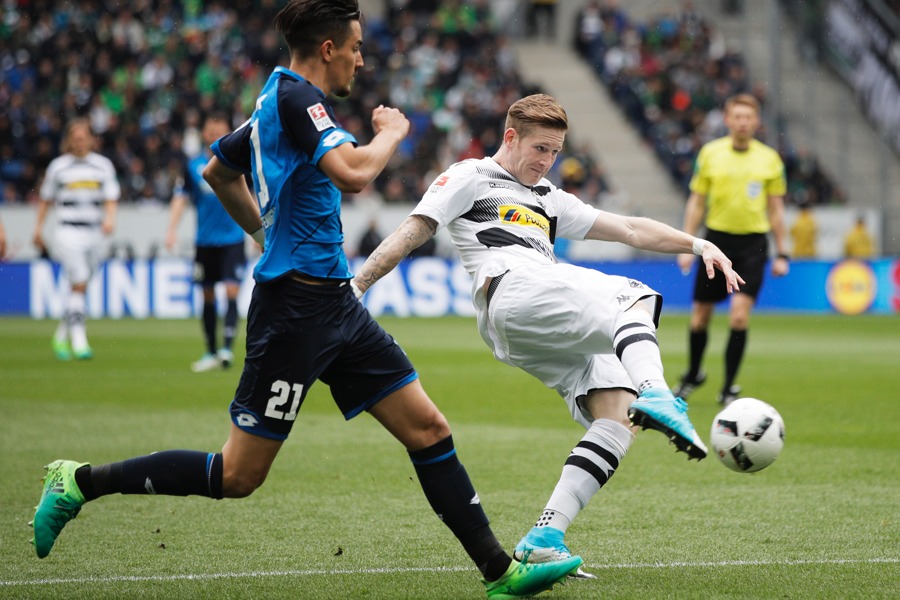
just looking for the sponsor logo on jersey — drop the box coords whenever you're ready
[307,102,335,131]
[489,182,513,190]
[321,130,345,148]
[428,174,450,194]
[498,204,550,235]
[64,181,103,190]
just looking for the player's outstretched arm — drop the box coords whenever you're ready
[585,211,744,293]
[352,214,437,297]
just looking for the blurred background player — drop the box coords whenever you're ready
[166,112,247,372]
[675,94,789,406]
[32,118,119,360]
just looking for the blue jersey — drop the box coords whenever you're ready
[211,67,357,283]
[177,153,246,247]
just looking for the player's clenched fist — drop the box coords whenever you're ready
[371,105,409,139]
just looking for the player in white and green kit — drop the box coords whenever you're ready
[354,94,744,576]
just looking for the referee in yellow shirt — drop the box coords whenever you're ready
[674,94,789,406]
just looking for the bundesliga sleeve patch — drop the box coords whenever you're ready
[428,175,450,193]
[307,103,336,132]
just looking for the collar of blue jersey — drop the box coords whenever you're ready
[274,66,324,93]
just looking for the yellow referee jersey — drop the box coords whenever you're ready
[689,136,786,234]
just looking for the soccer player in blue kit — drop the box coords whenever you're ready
[29,1,581,596]
[166,112,247,372]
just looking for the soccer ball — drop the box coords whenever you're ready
[710,398,785,473]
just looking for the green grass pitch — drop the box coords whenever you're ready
[0,314,897,599]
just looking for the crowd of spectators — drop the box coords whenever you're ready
[1,0,285,206]
[1,0,611,210]
[573,0,845,206]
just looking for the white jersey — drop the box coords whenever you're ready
[40,152,120,229]
[412,157,660,428]
[412,156,600,292]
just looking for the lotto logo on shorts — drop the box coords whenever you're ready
[307,103,335,131]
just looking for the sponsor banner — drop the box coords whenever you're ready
[0,257,898,317]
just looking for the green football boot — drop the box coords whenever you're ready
[52,338,72,361]
[483,552,583,599]
[30,460,88,558]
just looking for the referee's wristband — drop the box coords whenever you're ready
[691,238,707,256]
[776,253,790,261]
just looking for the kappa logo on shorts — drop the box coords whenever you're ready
[616,294,633,304]
[307,102,335,132]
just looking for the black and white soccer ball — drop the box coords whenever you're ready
[710,398,785,473]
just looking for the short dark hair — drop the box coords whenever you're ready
[274,0,362,60]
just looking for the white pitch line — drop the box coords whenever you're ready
[2,558,897,588]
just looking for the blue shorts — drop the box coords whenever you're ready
[194,242,246,287]
[230,276,418,440]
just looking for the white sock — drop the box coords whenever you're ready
[54,317,68,343]
[68,292,89,350]
[539,419,634,532]
[613,309,667,394]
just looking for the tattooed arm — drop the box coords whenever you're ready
[352,214,438,295]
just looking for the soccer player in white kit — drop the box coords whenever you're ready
[353,94,744,574]
[33,118,120,360]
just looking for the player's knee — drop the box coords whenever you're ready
[222,469,268,498]
[584,388,634,426]
[406,406,451,449]
[730,312,750,329]
[422,409,451,444]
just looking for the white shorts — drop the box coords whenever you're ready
[53,227,106,286]
[477,263,661,429]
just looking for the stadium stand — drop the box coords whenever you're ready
[571,0,846,206]
[0,1,610,209]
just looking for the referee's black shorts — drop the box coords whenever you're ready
[230,276,417,441]
[193,241,246,287]
[693,229,768,303]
